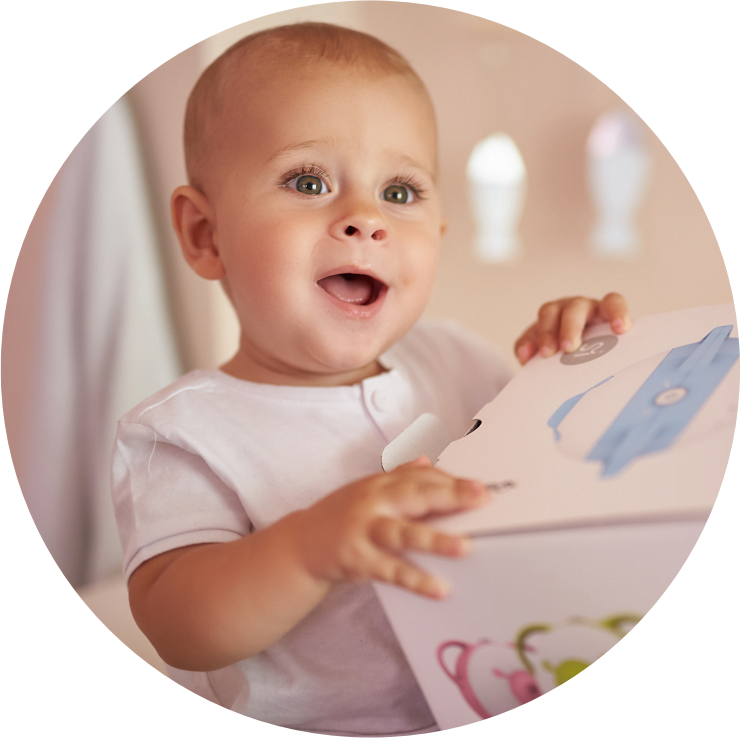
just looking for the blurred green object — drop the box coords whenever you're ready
[514,614,741,738]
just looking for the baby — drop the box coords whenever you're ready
[112,22,630,735]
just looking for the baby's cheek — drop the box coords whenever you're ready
[403,239,438,282]
[414,257,439,301]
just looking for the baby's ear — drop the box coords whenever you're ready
[171,185,225,280]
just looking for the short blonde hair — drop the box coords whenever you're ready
[184,22,434,189]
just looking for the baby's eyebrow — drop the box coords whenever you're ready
[265,140,437,182]
[394,153,437,182]
[265,139,336,165]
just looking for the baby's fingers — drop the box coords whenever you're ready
[558,297,599,353]
[514,323,539,365]
[370,516,471,558]
[369,550,449,599]
[535,301,564,358]
[597,292,632,334]
[386,472,489,519]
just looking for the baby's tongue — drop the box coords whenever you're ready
[318,274,374,304]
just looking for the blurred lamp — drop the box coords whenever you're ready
[587,110,650,257]
[466,133,526,262]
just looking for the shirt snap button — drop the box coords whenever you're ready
[371,389,392,413]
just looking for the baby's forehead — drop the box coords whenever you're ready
[223,51,428,111]
[219,60,433,135]
[186,35,437,188]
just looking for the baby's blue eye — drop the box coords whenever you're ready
[295,175,327,195]
[383,184,413,204]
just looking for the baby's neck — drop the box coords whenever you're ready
[219,353,387,388]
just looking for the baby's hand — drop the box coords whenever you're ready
[514,292,631,365]
[296,457,488,599]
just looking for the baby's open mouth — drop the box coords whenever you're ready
[317,273,386,305]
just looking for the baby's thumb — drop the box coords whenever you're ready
[400,455,433,469]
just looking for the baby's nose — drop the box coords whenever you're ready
[343,224,386,241]
[332,199,388,243]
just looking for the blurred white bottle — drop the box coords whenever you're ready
[466,132,527,262]
[587,110,650,257]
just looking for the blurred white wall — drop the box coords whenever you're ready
[3,2,733,586]
[4,99,180,587]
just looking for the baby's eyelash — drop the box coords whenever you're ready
[278,166,428,201]
[392,174,428,201]
[279,164,329,188]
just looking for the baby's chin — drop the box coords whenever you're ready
[265,309,421,385]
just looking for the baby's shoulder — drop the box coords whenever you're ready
[118,369,225,427]
[389,319,513,399]
[397,318,482,350]
[394,319,507,369]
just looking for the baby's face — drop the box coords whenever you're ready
[208,65,443,385]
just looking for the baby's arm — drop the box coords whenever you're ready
[514,292,631,364]
[128,457,488,672]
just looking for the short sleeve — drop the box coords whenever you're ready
[112,421,251,580]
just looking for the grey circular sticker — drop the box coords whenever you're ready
[560,335,618,365]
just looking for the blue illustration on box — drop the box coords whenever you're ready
[547,325,739,476]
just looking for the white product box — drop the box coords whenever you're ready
[375,304,738,730]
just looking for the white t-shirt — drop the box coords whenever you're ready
[112,321,512,735]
